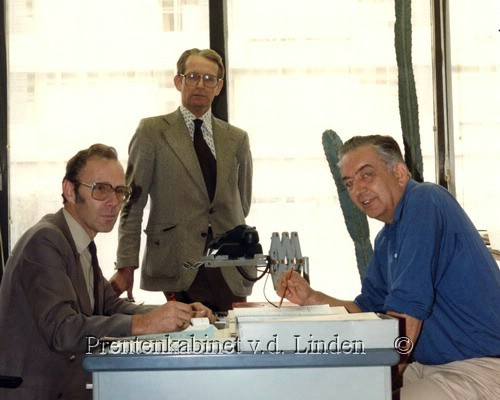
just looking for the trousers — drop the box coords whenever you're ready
[400,357,500,400]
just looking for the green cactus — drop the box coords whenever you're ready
[395,0,424,182]
[322,130,373,280]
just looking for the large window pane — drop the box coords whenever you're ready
[8,0,440,304]
[227,0,434,300]
[8,0,209,304]
[449,1,500,241]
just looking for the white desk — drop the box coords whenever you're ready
[83,348,399,400]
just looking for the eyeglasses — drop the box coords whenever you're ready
[78,181,131,203]
[342,167,376,192]
[179,72,221,88]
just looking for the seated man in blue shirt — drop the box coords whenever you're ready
[277,135,500,399]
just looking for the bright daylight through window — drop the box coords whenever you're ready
[5,0,500,304]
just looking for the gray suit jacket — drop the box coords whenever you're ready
[117,108,255,294]
[0,209,154,400]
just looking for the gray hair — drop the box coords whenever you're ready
[338,135,406,171]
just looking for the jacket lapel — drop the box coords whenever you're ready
[212,118,237,201]
[161,111,209,197]
[50,210,94,316]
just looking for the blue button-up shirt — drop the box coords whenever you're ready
[355,179,500,364]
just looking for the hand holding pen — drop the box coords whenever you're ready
[278,265,295,308]
[277,267,315,307]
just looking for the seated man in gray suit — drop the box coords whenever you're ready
[0,144,213,400]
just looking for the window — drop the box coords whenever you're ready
[7,0,496,304]
[449,0,500,239]
[226,0,434,300]
[7,0,209,304]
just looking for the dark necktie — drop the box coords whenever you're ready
[87,241,101,314]
[193,119,217,202]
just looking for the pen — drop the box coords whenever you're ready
[278,265,295,308]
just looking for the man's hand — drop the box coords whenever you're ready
[109,266,135,299]
[276,271,315,305]
[131,301,215,335]
[276,271,362,312]
[189,302,216,324]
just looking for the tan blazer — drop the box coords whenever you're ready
[117,108,255,295]
[0,209,154,399]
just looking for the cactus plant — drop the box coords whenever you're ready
[322,130,373,280]
[395,0,424,182]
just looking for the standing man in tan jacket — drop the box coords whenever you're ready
[110,48,254,311]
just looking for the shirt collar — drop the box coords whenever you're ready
[62,208,92,255]
[392,179,418,224]
[179,106,213,133]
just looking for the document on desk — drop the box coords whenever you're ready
[101,318,224,342]
[130,318,219,340]
[96,318,237,355]
[233,304,348,319]
[235,306,399,352]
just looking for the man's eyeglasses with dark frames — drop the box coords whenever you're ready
[78,181,131,203]
[179,72,221,88]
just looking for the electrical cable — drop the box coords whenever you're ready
[236,259,270,282]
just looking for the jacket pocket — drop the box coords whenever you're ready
[143,223,179,279]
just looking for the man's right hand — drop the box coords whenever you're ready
[131,301,206,335]
[276,271,314,306]
[109,266,135,299]
[277,270,362,313]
